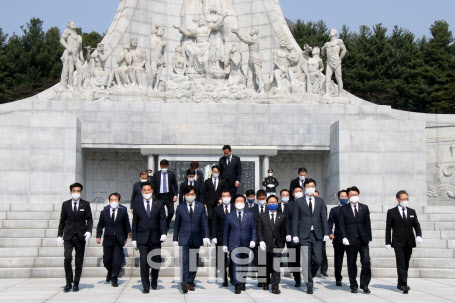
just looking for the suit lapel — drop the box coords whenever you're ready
[395,206,406,224]
[301,196,311,215]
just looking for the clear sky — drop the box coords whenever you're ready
[0,0,453,39]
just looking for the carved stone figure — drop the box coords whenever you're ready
[90,43,110,89]
[126,37,146,89]
[114,43,131,88]
[321,28,347,97]
[60,21,84,90]
[150,24,166,91]
[306,47,325,94]
[181,0,205,30]
[172,45,188,76]
[286,43,305,86]
[273,39,290,91]
[232,27,264,93]
[206,5,224,67]
[226,44,245,86]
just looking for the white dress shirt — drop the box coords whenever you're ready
[280,203,285,213]
[226,155,232,165]
[223,204,231,214]
[72,199,79,212]
[268,210,277,224]
[351,202,359,216]
[110,207,118,222]
[398,204,407,219]
[306,196,314,230]
[159,171,169,194]
[143,198,152,211]
[236,209,244,221]
[187,201,195,213]
[213,177,218,191]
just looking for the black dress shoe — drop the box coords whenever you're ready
[402,285,410,294]
[142,288,150,294]
[151,280,157,290]
[257,282,263,287]
[351,288,358,293]
[272,288,281,294]
[63,284,72,292]
[306,288,313,294]
[336,281,342,287]
[111,280,118,287]
[362,286,371,294]
[263,284,269,291]
[73,285,79,292]
[181,283,188,293]
[294,281,301,287]
[321,272,328,277]
[222,281,228,287]
[106,272,112,283]
[241,284,246,291]
[235,285,241,294]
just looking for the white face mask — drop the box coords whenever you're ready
[400,201,408,208]
[299,175,306,181]
[161,168,168,173]
[222,197,231,205]
[235,202,245,210]
[185,195,196,203]
[258,199,266,206]
[305,188,316,196]
[212,173,219,178]
[71,193,81,201]
[140,179,147,183]
[295,192,304,199]
[142,193,152,200]
[188,178,195,182]
[110,202,119,209]
[268,173,273,177]
[350,196,359,204]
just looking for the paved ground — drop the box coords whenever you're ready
[0,277,454,303]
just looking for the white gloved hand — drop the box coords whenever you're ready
[203,238,212,247]
[160,234,167,242]
[249,241,256,249]
[223,246,229,253]
[259,241,266,251]
[56,237,63,247]
[267,184,274,188]
[368,241,372,249]
[416,236,423,244]
[386,245,391,251]
[212,238,217,245]
[286,235,292,242]
[342,238,350,246]
[323,235,330,242]
[84,232,91,242]
[132,240,137,249]
[173,241,179,248]
[293,236,299,244]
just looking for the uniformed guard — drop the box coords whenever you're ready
[262,169,279,197]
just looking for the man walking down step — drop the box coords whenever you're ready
[386,190,422,294]
[57,183,93,292]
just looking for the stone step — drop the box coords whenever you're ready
[325,247,454,258]
[423,206,455,214]
[435,222,455,231]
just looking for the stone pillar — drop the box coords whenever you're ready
[262,156,270,181]
[147,155,155,171]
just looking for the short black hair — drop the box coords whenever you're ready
[298,167,307,174]
[109,192,121,201]
[292,185,303,192]
[70,183,83,191]
[190,161,199,169]
[160,159,169,166]
[396,190,408,199]
[347,186,360,195]
[182,185,195,196]
[140,171,147,176]
[233,194,246,202]
[256,189,267,198]
[141,182,153,190]
[280,189,290,196]
[266,195,278,203]
[337,190,347,198]
[221,189,231,196]
[245,189,255,197]
[315,190,320,194]
[222,145,232,151]
[211,165,220,171]
[303,178,316,187]
[186,168,196,176]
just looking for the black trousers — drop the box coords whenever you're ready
[286,241,301,282]
[103,238,123,281]
[320,241,328,274]
[394,246,413,287]
[346,241,371,289]
[265,250,282,289]
[300,231,322,289]
[138,240,161,290]
[333,243,346,282]
[180,239,200,284]
[215,245,234,284]
[157,193,174,228]
[64,233,86,285]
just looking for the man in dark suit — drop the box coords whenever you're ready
[131,182,168,293]
[291,178,329,294]
[386,190,422,294]
[289,167,307,200]
[179,168,203,205]
[223,194,257,294]
[57,183,93,292]
[189,161,205,190]
[152,159,178,229]
[96,193,131,287]
[328,189,349,286]
[204,165,225,223]
[258,195,286,294]
[278,189,290,214]
[173,185,211,293]
[211,189,234,286]
[130,171,148,213]
[339,186,372,294]
[219,145,242,197]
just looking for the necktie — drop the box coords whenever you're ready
[214,178,217,191]
[111,208,116,223]
[271,213,275,228]
[238,211,242,226]
[354,205,358,217]
[190,181,193,186]
[228,157,231,166]
[261,206,264,214]
[225,206,228,215]
[189,204,193,218]
[402,208,406,221]
[73,202,77,213]
[163,172,168,192]
[146,200,151,217]
[309,198,313,216]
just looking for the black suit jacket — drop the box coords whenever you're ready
[130,181,142,210]
[58,199,94,241]
[96,205,131,247]
[152,170,178,202]
[179,181,203,205]
[183,170,205,191]
[257,212,286,252]
[277,202,287,214]
[328,205,343,245]
[203,177,226,206]
[247,204,269,221]
[131,198,168,245]
[339,203,372,245]
[386,206,422,248]
[211,203,234,243]
[218,155,242,187]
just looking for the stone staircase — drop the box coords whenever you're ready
[0,203,454,279]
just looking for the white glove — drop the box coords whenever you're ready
[203,238,212,247]
[386,245,391,251]
[259,241,266,251]
[286,235,292,242]
[416,236,423,244]
[323,235,330,242]
[223,246,229,253]
[56,237,63,247]
[293,236,299,244]
[173,241,179,248]
[368,241,372,249]
[249,241,256,249]
[212,238,217,245]
[132,240,137,249]
[160,234,167,242]
[342,238,350,246]
[267,184,274,188]
[84,232,91,242]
